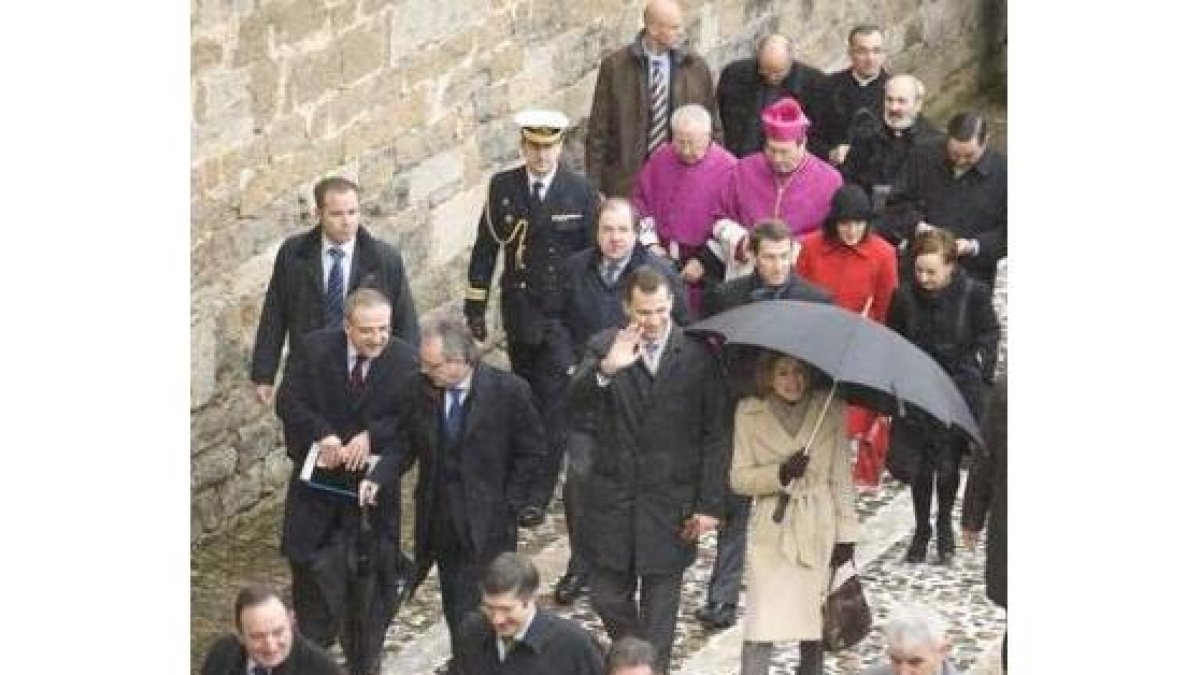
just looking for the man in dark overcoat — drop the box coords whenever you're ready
[569,266,729,673]
[717,34,825,158]
[585,0,723,197]
[465,109,601,528]
[201,583,343,675]
[553,197,688,607]
[252,175,419,405]
[809,24,890,167]
[880,111,1007,286]
[274,288,422,666]
[451,552,605,675]
[412,310,546,662]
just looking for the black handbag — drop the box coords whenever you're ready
[822,561,872,651]
[886,413,926,484]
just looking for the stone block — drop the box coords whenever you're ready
[238,139,341,216]
[249,59,282,129]
[234,13,271,67]
[218,460,265,514]
[192,37,224,72]
[192,314,217,409]
[267,111,310,159]
[285,49,342,111]
[194,486,224,534]
[390,0,487,61]
[192,446,238,490]
[272,0,328,46]
[338,23,387,85]
[331,0,360,30]
[427,183,485,267]
[340,96,425,159]
[235,419,279,471]
[264,450,294,490]
[483,42,524,84]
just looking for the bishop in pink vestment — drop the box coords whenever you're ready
[714,97,842,239]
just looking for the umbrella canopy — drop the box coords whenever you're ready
[687,300,983,445]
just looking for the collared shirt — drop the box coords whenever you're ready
[526,166,557,202]
[598,252,633,283]
[346,345,372,380]
[645,42,671,85]
[495,608,538,662]
[850,70,881,87]
[641,320,672,374]
[442,368,474,418]
[245,660,270,675]
[321,235,356,294]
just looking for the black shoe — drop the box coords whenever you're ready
[517,506,546,528]
[554,572,589,604]
[904,532,929,563]
[695,601,737,629]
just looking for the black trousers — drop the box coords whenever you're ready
[589,565,684,673]
[910,435,965,546]
[433,524,484,662]
[562,430,594,578]
[290,559,340,649]
[706,492,750,606]
[508,331,574,509]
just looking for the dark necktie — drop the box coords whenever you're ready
[648,60,668,153]
[531,180,544,207]
[350,355,368,394]
[251,666,269,675]
[445,387,464,443]
[325,247,346,327]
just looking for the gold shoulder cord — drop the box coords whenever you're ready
[483,181,529,270]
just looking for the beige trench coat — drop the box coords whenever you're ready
[729,392,858,642]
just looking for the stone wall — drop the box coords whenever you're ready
[191,0,1005,543]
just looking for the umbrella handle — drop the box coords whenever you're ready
[771,492,790,523]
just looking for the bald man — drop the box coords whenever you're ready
[842,73,944,209]
[585,0,722,197]
[717,34,825,157]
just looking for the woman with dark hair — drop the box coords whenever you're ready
[730,352,858,675]
[797,183,898,491]
[887,227,999,566]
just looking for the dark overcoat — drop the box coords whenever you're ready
[412,363,546,586]
[717,57,826,158]
[450,610,605,675]
[251,225,419,385]
[274,328,422,561]
[962,376,1007,607]
[201,632,345,675]
[568,326,730,575]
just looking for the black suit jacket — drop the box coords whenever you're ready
[451,609,605,675]
[412,364,546,586]
[201,632,345,675]
[568,325,730,575]
[251,225,419,385]
[275,328,421,561]
[717,57,826,158]
[465,166,600,344]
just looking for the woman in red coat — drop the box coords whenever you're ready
[796,183,898,490]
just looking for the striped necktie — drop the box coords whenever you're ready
[325,247,346,327]
[648,60,668,154]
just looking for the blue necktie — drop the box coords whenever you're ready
[325,247,346,327]
[445,388,464,443]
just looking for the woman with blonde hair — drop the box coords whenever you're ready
[730,351,858,675]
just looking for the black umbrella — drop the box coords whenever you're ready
[690,299,984,521]
[310,504,414,675]
[688,299,983,445]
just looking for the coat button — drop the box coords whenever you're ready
[519,282,527,289]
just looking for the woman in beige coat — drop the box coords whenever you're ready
[730,352,859,675]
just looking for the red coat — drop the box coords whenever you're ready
[796,232,897,324]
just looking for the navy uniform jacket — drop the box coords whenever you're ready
[451,610,604,675]
[251,225,419,386]
[274,328,422,561]
[464,165,600,345]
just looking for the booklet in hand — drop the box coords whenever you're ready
[299,443,381,500]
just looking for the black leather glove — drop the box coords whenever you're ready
[830,542,855,567]
[467,315,487,342]
[778,450,810,485]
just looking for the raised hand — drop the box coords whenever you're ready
[599,322,644,376]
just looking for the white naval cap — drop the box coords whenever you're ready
[515,109,570,144]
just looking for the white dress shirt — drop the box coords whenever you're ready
[321,235,356,296]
